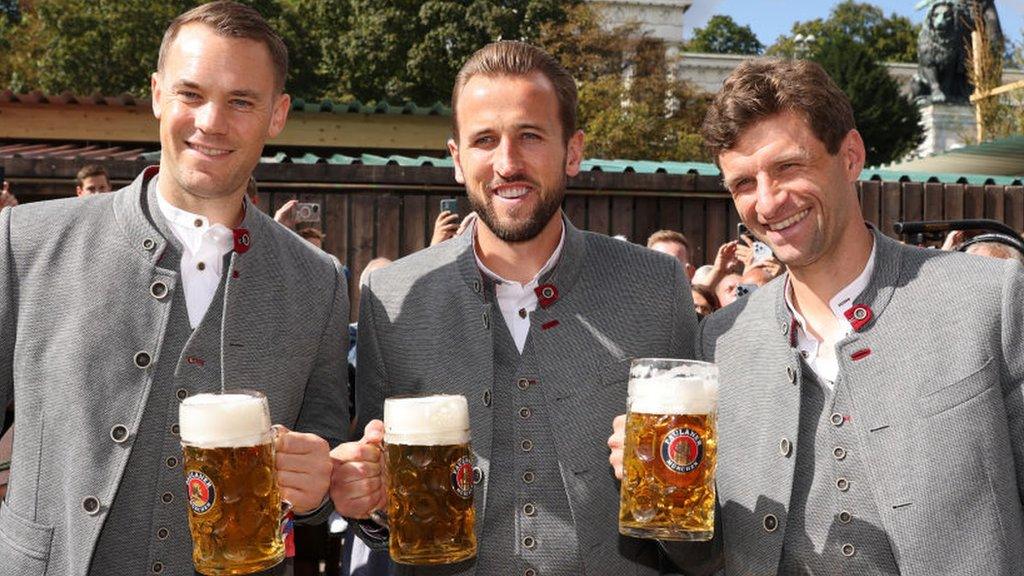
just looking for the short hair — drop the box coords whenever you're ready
[76,164,109,187]
[691,284,719,311]
[452,41,577,143]
[701,58,855,160]
[158,1,288,93]
[297,227,325,242]
[646,229,691,251]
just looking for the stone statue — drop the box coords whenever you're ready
[911,0,1004,105]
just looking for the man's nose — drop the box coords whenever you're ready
[194,101,228,135]
[493,138,524,179]
[754,174,787,220]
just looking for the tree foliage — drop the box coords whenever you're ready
[768,1,918,63]
[539,4,710,162]
[811,37,923,165]
[686,15,763,55]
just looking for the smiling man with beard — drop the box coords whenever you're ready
[329,41,700,576]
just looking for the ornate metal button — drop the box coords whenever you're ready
[763,514,778,532]
[150,281,168,299]
[82,496,100,515]
[134,351,152,369]
[110,425,129,443]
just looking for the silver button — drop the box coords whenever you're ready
[779,438,792,457]
[472,467,483,484]
[142,238,156,251]
[836,477,850,492]
[523,503,536,516]
[522,536,536,549]
[150,281,168,300]
[482,311,490,329]
[830,413,844,427]
[763,514,778,532]
[781,322,789,335]
[838,510,852,524]
[842,543,856,557]
[161,492,174,504]
[786,366,796,383]
[517,378,531,391]
[176,388,189,401]
[156,527,169,540]
[134,351,152,369]
[472,279,482,293]
[82,496,101,515]
[170,423,180,436]
[153,561,165,574]
[833,447,847,461]
[522,471,535,484]
[853,307,867,320]
[482,390,491,407]
[524,569,537,576]
[519,407,531,419]
[521,439,534,452]
[110,425,129,443]
[165,456,178,468]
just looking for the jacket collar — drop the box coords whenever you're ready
[455,212,587,305]
[774,225,902,342]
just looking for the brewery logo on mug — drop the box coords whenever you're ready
[186,470,217,514]
[450,456,474,499]
[661,428,703,474]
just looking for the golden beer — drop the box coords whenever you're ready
[180,392,285,575]
[384,395,477,565]
[619,359,718,541]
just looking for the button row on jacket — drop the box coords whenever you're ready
[134,351,152,369]
[110,425,129,443]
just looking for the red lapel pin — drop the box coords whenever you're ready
[535,284,559,309]
[233,228,252,254]
[845,304,873,331]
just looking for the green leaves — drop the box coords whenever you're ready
[686,15,763,56]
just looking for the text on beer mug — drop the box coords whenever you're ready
[179,391,286,575]
[384,395,477,565]
[619,359,719,541]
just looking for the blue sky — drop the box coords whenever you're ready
[683,0,1024,48]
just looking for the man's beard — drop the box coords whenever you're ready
[469,175,565,243]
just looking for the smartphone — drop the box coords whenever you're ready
[294,202,321,223]
[737,222,750,239]
[440,198,459,215]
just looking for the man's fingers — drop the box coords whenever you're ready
[333,460,383,485]
[275,429,328,456]
[330,441,383,465]
[361,420,385,444]
[276,450,331,474]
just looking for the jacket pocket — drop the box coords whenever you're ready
[0,501,53,574]
[919,356,997,417]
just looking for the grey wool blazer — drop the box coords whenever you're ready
[355,217,700,575]
[0,168,349,576]
[663,229,1024,575]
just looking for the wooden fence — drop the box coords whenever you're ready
[4,156,1024,320]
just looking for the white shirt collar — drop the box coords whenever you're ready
[784,234,877,333]
[155,190,235,255]
[473,218,566,287]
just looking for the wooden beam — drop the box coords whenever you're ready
[0,103,451,151]
[970,79,1024,103]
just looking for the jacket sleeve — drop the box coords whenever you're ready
[1000,260,1024,496]
[0,207,15,413]
[672,259,700,360]
[293,256,350,448]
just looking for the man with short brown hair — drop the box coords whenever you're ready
[331,40,698,576]
[611,58,1024,575]
[0,3,346,574]
[647,229,695,279]
[75,164,112,196]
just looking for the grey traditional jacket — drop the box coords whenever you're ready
[0,168,349,576]
[664,230,1024,575]
[355,217,699,575]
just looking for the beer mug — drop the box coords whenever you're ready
[618,359,719,541]
[179,391,287,575]
[383,395,477,565]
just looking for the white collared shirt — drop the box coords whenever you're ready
[784,238,876,386]
[156,191,236,329]
[474,220,566,354]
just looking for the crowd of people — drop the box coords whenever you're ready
[1,2,1022,576]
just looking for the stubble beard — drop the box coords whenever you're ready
[469,175,565,243]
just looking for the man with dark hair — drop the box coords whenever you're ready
[0,3,347,574]
[647,229,695,279]
[75,164,112,196]
[610,58,1024,575]
[330,40,698,576]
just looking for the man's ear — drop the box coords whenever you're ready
[448,138,465,184]
[267,93,291,138]
[564,130,585,177]
[151,73,163,120]
[841,129,866,181]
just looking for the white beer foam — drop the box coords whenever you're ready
[629,375,718,415]
[179,393,271,448]
[384,395,470,446]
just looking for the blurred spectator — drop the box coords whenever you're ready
[691,284,718,318]
[275,198,300,229]
[647,229,695,279]
[715,272,742,308]
[741,261,778,288]
[75,164,112,196]
[298,227,325,250]
[430,210,460,245]
[1,180,17,210]
[691,264,714,287]
[942,229,1024,264]
[964,240,1024,264]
